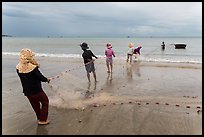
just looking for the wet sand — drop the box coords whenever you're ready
[2,55,202,135]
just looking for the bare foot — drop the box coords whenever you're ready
[95,80,98,83]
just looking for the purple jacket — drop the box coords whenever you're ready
[134,47,142,55]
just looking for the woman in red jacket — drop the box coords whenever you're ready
[16,48,50,125]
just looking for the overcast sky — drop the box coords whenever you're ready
[2,2,202,37]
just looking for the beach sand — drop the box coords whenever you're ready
[2,55,202,135]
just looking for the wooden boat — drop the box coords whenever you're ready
[174,43,186,49]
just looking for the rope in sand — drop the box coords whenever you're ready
[61,95,202,114]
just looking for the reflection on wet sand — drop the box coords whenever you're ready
[84,82,97,99]
[106,72,113,86]
[133,61,141,77]
[36,125,48,135]
[126,63,133,80]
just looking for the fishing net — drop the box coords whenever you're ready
[47,70,120,110]
[45,57,201,113]
[47,71,90,109]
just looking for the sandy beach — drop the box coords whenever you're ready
[2,55,202,135]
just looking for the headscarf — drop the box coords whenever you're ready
[16,48,39,73]
[128,43,134,48]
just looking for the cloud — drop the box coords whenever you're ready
[2,2,202,37]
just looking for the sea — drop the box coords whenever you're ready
[2,36,202,64]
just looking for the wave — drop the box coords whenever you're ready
[2,52,202,64]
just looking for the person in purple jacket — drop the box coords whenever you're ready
[16,48,51,125]
[105,43,116,73]
[133,45,142,60]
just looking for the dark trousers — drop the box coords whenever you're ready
[26,91,49,122]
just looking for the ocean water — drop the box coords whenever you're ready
[2,37,202,64]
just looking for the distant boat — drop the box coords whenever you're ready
[173,43,187,49]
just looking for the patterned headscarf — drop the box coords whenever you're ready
[16,48,39,73]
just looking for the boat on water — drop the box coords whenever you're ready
[173,43,187,49]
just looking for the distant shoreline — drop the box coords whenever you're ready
[2,35,13,37]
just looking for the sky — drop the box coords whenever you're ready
[2,2,202,37]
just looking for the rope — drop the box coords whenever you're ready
[143,46,160,57]
[48,55,114,81]
[48,58,100,81]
